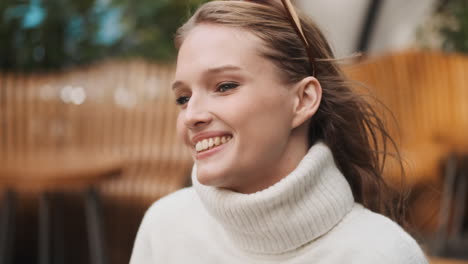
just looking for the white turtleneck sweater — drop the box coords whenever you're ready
[130,143,428,263]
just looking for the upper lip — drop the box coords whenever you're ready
[190,131,232,146]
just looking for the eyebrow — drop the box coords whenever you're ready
[172,65,242,90]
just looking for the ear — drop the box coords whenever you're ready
[291,76,322,129]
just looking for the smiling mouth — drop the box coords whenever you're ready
[195,136,232,153]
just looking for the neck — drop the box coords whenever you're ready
[193,142,355,255]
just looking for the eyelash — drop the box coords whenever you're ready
[216,82,239,92]
[176,96,190,105]
[175,82,239,106]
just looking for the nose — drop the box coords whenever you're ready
[183,95,212,129]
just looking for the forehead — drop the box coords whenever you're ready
[175,24,267,77]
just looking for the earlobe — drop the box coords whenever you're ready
[291,77,322,129]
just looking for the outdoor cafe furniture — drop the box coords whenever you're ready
[0,151,123,264]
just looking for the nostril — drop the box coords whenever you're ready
[184,112,213,129]
[185,119,209,129]
[194,120,207,127]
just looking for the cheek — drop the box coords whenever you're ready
[176,113,188,143]
[234,95,293,145]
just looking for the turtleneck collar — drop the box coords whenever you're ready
[192,142,355,255]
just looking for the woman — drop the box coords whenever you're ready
[130,0,428,263]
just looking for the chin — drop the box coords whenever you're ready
[196,166,232,188]
[196,166,218,185]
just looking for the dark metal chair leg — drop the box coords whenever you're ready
[433,154,458,255]
[432,154,468,259]
[39,192,51,264]
[53,192,65,264]
[85,188,108,264]
[0,190,16,264]
[452,170,467,242]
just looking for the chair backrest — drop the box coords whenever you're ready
[344,50,468,186]
[0,59,193,202]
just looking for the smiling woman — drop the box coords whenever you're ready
[130,0,429,263]
[173,24,315,193]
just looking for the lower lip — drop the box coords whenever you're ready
[195,141,229,160]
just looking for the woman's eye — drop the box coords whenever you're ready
[176,96,190,105]
[217,82,239,92]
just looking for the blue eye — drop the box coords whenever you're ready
[176,96,190,105]
[217,82,239,92]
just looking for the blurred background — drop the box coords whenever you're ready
[0,0,467,263]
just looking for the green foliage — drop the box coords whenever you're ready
[436,0,468,53]
[0,0,208,72]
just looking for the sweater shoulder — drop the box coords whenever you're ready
[136,186,210,243]
[145,187,199,218]
[136,187,201,234]
[130,187,212,263]
[324,204,429,264]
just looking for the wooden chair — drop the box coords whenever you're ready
[344,50,468,256]
[431,257,468,264]
[0,60,192,264]
[346,51,468,184]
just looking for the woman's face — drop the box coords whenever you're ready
[173,24,310,193]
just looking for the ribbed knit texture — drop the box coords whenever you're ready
[193,142,355,254]
[131,142,429,263]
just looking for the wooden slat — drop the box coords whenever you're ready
[0,73,5,158]
[345,50,468,189]
[0,60,192,204]
[430,257,468,264]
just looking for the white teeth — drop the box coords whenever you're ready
[195,141,202,152]
[195,136,232,152]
